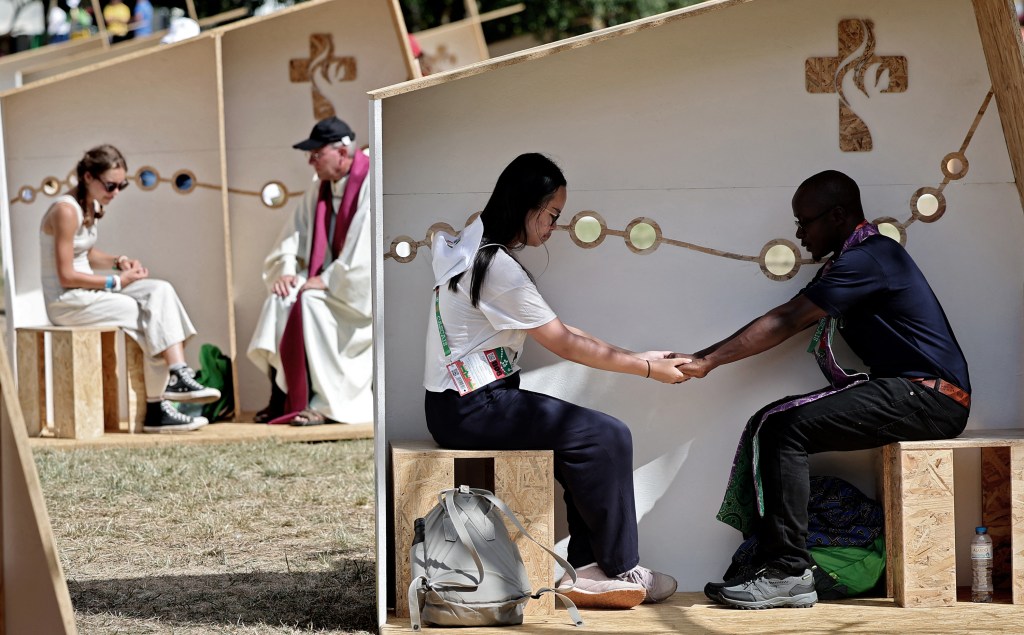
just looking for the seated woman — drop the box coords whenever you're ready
[40,144,220,433]
[424,153,686,608]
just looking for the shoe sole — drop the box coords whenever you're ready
[643,581,678,603]
[721,591,817,610]
[561,587,647,610]
[143,420,209,433]
[162,390,220,404]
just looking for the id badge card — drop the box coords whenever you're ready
[446,348,514,396]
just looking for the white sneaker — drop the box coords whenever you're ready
[618,565,678,603]
[558,563,647,609]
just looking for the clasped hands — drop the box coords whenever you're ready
[638,351,713,384]
[272,274,327,298]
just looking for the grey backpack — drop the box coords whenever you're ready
[407,485,584,630]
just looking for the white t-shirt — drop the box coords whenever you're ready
[424,249,556,392]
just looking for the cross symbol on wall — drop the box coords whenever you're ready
[289,33,358,120]
[806,19,907,152]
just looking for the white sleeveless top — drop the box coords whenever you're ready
[40,194,98,306]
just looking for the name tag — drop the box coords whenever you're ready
[446,348,514,396]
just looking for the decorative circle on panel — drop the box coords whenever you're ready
[18,186,34,203]
[910,187,946,223]
[940,152,969,180]
[390,236,417,263]
[66,170,78,188]
[873,216,906,245]
[758,239,801,281]
[569,211,607,248]
[136,166,160,191]
[41,177,61,196]
[260,181,289,208]
[426,222,456,245]
[625,217,661,254]
[172,170,196,194]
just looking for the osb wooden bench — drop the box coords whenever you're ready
[389,440,555,617]
[16,325,147,439]
[882,429,1024,607]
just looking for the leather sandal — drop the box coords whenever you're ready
[289,408,331,426]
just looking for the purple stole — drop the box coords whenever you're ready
[270,151,369,423]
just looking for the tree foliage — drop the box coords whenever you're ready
[401,0,705,42]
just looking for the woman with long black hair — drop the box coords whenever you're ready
[423,153,685,608]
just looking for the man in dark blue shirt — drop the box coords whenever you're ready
[680,170,970,609]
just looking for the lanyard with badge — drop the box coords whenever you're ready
[434,287,515,396]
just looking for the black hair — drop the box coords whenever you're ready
[449,153,567,306]
[75,144,127,226]
[793,169,865,220]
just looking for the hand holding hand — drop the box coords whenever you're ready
[637,350,676,361]
[648,357,690,384]
[300,275,327,292]
[273,274,298,298]
[677,357,714,379]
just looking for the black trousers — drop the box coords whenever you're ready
[424,373,640,575]
[753,377,969,574]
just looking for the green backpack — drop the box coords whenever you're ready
[193,344,234,422]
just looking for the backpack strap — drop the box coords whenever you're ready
[471,488,584,627]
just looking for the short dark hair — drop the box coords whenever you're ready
[794,169,865,220]
[450,153,567,306]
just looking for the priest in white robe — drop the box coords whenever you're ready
[247,116,372,425]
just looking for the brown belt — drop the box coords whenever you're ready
[909,377,971,409]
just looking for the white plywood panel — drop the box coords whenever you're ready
[1,36,232,369]
[222,0,412,412]
[375,0,1024,599]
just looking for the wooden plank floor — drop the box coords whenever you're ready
[384,592,1024,634]
[27,418,373,450]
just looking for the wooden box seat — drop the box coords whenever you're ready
[389,440,555,617]
[16,325,147,439]
[882,429,1024,607]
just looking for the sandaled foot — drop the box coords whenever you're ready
[253,405,283,424]
[289,409,331,426]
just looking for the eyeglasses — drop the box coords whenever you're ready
[541,207,561,225]
[794,206,834,230]
[98,179,130,193]
[305,147,333,162]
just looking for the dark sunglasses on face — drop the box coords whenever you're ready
[98,178,130,193]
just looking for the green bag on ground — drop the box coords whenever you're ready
[193,343,234,422]
[810,536,886,599]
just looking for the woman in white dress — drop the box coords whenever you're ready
[40,144,219,432]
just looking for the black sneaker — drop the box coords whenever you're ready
[143,400,209,433]
[718,566,817,610]
[162,367,221,404]
[704,562,760,604]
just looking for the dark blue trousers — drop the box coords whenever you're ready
[754,377,969,574]
[424,373,640,575]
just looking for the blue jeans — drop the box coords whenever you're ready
[424,373,640,575]
[754,377,969,574]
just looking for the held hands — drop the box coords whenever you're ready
[638,351,692,385]
[670,353,714,379]
[118,261,149,287]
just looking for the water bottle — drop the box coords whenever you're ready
[971,526,993,602]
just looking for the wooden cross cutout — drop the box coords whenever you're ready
[290,34,358,120]
[806,19,907,152]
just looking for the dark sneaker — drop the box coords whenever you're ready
[704,562,761,604]
[618,565,677,603]
[718,566,817,610]
[162,367,221,404]
[143,400,209,433]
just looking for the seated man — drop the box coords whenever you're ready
[679,169,970,609]
[247,116,372,426]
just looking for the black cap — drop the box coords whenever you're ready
[292,116,355,151]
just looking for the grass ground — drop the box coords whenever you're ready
[34,438,377,634]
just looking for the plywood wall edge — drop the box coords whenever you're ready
[369,0,753,100]
[0,337,78,633]
[385,0,421,80]
[971,0,1024,210]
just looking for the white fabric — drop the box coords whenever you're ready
[246,172,373,423]
[40,196,197,398]
[423,238,556,392]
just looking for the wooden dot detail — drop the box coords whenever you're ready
[569,211,607,248]
[873,216,907,245]
[624,217,661,254]
[390,236,418,263]
[910,187,946,223]
[940,152,969,180]
[759,239,802,281]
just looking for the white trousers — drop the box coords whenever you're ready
[46,278,197,398]
[247,277,372,423]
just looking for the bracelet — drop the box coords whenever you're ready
[645,359,651,378]
[112,274,122,292]
[114,255,127,270]
[104,275,114,291]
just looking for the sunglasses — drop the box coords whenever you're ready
[98,178,130,193]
